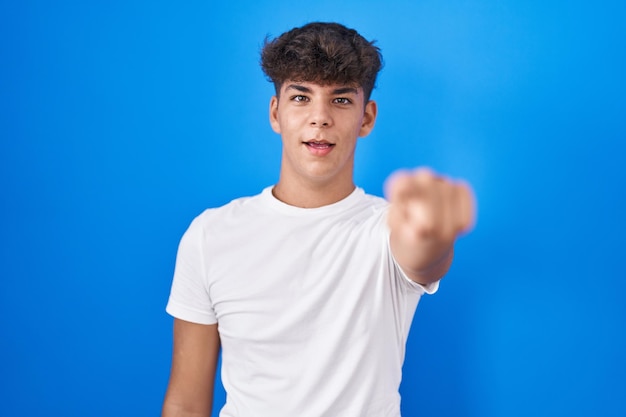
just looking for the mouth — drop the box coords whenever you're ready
[303,140,335,150]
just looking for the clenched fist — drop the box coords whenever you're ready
[385,168,476,285]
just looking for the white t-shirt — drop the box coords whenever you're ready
[166,186,438,417]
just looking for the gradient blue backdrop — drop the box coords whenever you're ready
[1,1,625,416]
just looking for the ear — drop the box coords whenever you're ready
[269,96,281,134]
[359,100,378,137]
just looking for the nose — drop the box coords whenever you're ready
[309,102,332,127]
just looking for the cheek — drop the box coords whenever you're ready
[284,114,306,134]
[273,111,293,135]
[352,116,366,135]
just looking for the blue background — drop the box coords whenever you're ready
[1,0,625,416]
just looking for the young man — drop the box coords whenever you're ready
[162,22,474,417]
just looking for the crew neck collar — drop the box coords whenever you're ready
[260,186,364,216]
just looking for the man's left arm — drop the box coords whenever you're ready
[385,168,476,286]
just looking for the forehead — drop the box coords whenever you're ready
[280,81,363,96]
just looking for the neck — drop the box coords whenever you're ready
[272,177,356,208]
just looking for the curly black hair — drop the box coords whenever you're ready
[260,22,383,101]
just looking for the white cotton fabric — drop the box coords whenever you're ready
[166,186,438,417]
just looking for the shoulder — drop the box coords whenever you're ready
[349,189,389,222]
[360,191,388,210]
[192,191,265,225]
[174,192,264,247]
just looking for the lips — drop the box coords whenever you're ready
[304,140,334,149]
[303,140,335,156]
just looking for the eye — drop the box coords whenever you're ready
[333,97,352,105]
[291,95,309,103]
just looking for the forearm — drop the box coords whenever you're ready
[162,320,220,417]
[162,399,212,417]
[391,235,454,285]
[385,168,474,285]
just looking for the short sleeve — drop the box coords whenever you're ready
[395,262,440,294]
[165,214,218,325]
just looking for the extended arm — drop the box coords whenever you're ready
[162,319,221,417]
[386,168,475,286]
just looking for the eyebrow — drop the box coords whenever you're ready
[285,84,360,96]
[332,87,359,95]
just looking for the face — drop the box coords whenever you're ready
[269,81,377,189]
